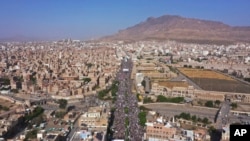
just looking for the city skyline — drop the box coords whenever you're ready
[1,0,250,41]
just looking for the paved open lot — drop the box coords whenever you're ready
[143,103,218,121]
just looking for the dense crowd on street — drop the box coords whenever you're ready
[112,57,143,140]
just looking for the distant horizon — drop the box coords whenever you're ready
[1,0,250,41]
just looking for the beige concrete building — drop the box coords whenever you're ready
[146,123,176,140]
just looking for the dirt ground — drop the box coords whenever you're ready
[0,99,17,114]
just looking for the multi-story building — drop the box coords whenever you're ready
[146,123,176,141]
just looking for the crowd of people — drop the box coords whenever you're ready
[112,57,143,140]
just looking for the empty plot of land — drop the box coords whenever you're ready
[0,99,16,114]
[178,68,234,81]
[192,78,250,93]
[158,81,189,89]
[0,99,14,107]
[178,68,250,93]
[138,70,159,73]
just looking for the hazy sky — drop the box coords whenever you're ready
[0,0,250,40]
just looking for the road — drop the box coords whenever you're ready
[215,101,230,130]
[67,114,81,141]
[143,103,218,121]
[112,56,143,140]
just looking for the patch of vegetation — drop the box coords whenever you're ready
[30,75,37,84]
[141,80,146,87]
[98,81,119,100]
[125,117,129,126]
[86,63,93,68]
[175,112,211,125]
[25,106,44,121]
[55,111,67,118]
[231,103,238,109]
[82,77,91,83]
[208,126,217,134]
[24,129,38,141]
[136,93,142,102]
[156,95,184,103]
[30,114,45,127]
[215,100,221,106]
[57,99,68,109]
[124,107,129,114]
[111,82,118,97]
[168,66,177,73]
[244,78,250,82]
[10,89,18,93]
[205,100,214,108]
[0,78,10,85]
[143,97,154,103]
[0,105,9,111]
[195,66,204,69]
[138,111,147,126]
[92,85,100,90]
[176,112,191,120]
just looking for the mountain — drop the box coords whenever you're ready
[102,15,250,44]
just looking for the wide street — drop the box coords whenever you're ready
[215,100,231,130]
[112,56,143,140]
[143,103,218,121]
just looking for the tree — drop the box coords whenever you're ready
[202,117,209,124]
[197,117,202,122]
[141,80,146,87]
[55,111,66,118]
[0,78,10,85]
[136,94,142,102]
[32,114,45,126]
[25,106,44,121]
[215,100,221,106]
[231,103,238,109]
[58,99,68,109]
[179,112,191,120]
[143,97,153,103]
[208,126,216,134]
[138,111,147,126]
[30,75,37,85]
[156,95,184,103]
[82,78,91,83]
[191,115,197,122]
[25,129,38,140]
[205,101,214,107]
[86,63,93,68]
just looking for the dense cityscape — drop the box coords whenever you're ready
[0,39,249,141]
[1,1,250,141]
